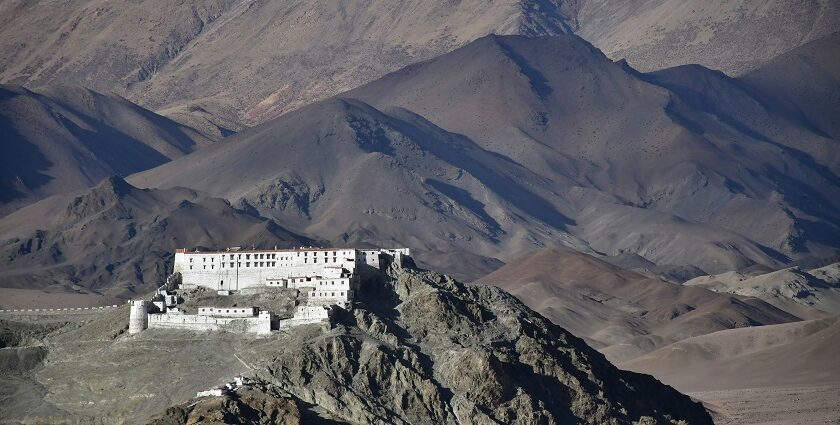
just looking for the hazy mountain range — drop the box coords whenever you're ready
[0,29,836,294]
[2,0,836,130]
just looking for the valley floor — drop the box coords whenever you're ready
[691,384,840,425]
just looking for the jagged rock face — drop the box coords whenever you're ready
[256,264,712,424]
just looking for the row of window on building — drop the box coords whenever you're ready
[313,291,346,298]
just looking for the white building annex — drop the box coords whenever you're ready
[129,247,410,335]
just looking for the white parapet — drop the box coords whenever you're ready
[197,388,227,397]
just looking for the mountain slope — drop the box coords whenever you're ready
[0,177,308,297]
[575,0,840,76]
[132,96,591,280]
[476,249,799,362]
[3,0,835,129]
[620,317,840,392]
[0,85,214,214]
[0,0,574,127]
[344,34,840,270]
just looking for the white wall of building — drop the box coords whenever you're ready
[197,306,258,317]
[174,248,358,291]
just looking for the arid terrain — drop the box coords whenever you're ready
[1,1,838,423]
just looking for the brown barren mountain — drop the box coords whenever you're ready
[0,0,574,128]
[620,317,840,392]
[576,0,840,76]
[683,264,840,319]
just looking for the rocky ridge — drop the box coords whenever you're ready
[245,263,712,424]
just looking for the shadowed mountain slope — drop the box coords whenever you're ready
[346,34,839,271]
[0,177,308,297]
[620,317,840,392]
[0,85,214,214]
[476,249,799,362]
[740,31,840,140]
[132,96,589,280]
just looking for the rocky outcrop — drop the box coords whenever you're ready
[254,263,712,424]
[149,386,303,425]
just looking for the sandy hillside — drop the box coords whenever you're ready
[620,317,840,391]
[475,248,798,362]
[684,264,840,319]
[0,288,121,310]
[576,0,840,76]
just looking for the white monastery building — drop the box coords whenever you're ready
[129,247,410,335]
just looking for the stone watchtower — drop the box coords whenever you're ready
[128,300,149,334]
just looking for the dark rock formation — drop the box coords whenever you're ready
[253,263,713,424]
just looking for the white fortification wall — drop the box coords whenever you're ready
[148,310,272,335]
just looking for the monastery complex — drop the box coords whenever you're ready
[129,247,410,335]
